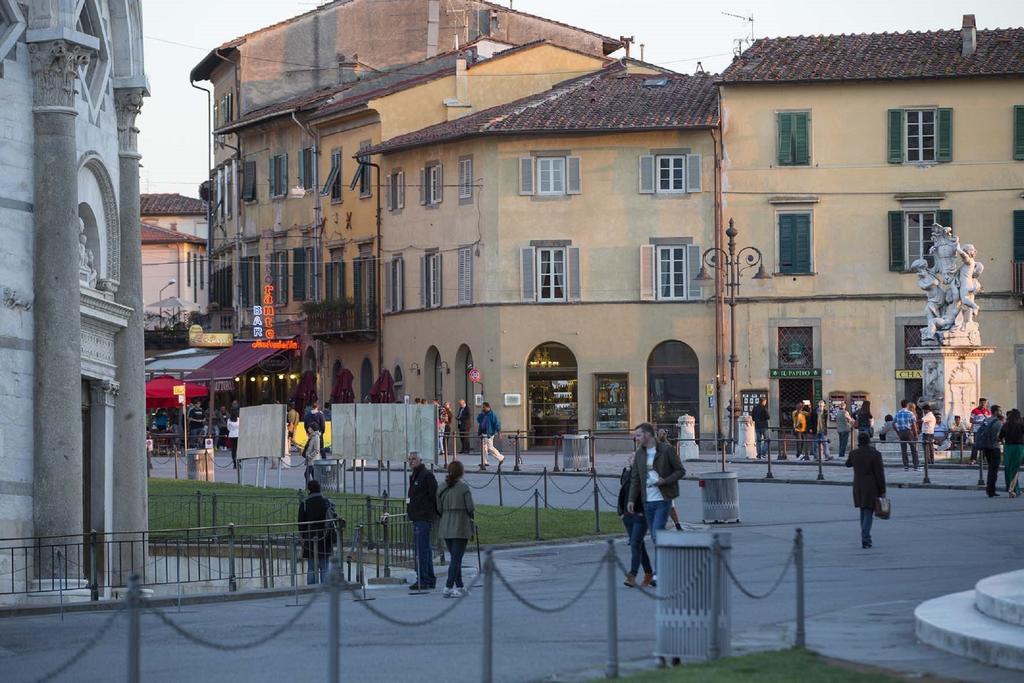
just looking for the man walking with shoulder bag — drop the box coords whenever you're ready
[627,422,685,588]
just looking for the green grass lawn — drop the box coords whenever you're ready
[623,649,906,682]
[148,479,622,546]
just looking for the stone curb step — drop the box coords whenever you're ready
[915,590,1024,671]
[975,571,1024,626]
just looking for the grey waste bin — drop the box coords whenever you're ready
[561,435,589,470]
[312,459,342,492]
[700,471,740,523]
[656,531,731,662]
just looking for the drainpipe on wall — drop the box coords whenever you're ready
[364,159,384,377]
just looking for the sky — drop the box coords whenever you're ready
[137,0,1021,196]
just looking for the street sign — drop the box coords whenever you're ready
[895,369,923,379]
[172,384,186,396]
[468,367,482,383]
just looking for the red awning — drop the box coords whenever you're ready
[185,343,282,382]
[145,375,209,409]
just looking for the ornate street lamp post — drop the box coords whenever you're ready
[696,219,771,472]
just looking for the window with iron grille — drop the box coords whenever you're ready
[777,327,814,369]
[903,325,923,369]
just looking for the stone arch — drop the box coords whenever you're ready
[454,344,474,405]
[304,345,317,372]
[78,152,119,290]
[359,357,373,402]
[647,340,700,436]
[424,346,442,402]
[526,341,578,442]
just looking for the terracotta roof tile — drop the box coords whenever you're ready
[367,66,719,155]
[720,28,1024,84]
[141,222,207,245]
[140,194,207,216]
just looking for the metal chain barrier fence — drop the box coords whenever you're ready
[547,476,593,496]
[492,557,604,614]
[500,473,544,493]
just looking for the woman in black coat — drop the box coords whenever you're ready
[845,432,886,548]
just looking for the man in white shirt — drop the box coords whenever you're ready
[921,403,937,465]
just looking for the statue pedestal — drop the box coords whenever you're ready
[910,343,994,425]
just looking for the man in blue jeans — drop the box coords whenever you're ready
[406,451,438,591]
[627,422,685,588]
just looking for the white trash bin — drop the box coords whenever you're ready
[700,471,740,523]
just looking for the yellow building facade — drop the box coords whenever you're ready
[718,24,1024,426]
[369,67,722,438]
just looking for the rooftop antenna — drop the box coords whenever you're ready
[722,11,755,56]
[695,61,705,75]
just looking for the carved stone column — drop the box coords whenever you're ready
[29,40,91,542]
[113,86,148,536]
[88,380,118,591]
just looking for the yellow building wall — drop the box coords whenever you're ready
[721,79,1024,420]
[379,129,720,434]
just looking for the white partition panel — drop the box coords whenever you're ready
[238,404,286,460]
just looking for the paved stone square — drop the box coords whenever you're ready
[3,483,1022,682]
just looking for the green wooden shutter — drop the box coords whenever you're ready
[777,113,793,166]
[1014,106,1024,160]
[888,211,905,271]
[937,109,953,162]
[292,247,306,301]
[297,149,306,188]
[280,252,289,303]
[1013,211,1024,262]
[794,214,812,272]
[793,112,810,165]
[268,157,275,196]
[778,214,795,273]
[888,110,904,164]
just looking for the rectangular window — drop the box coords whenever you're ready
[458,156,473,200]
[1015,106,1024,161]
[220,92,233,125]
[594,374,629,431]
[906,110,936,163]
[778,326,814,369]
[537,247,566,301]
[657,156,686,192]
[458,246,473,305]
[423,163,443,205]
[199,254,205,290]
[905,211,936,265]
[388,170,405,211]
[269,154,288,197]
[292,247,306,301]
[225,163,234,218]
[390,256,404,312]
[358,141,371,198]
[537,157,565,195]
[778,213,812,274]
[424,252,442,308]
[777,111,810,166]
[324,149,342,202]
[242,160,257,201]
[298,147,314,190]
[657,246,688,300]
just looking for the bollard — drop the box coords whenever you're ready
[553,436,561,473]
[922,436,932,485]
[228,523,237,592]
[290,536,299,589]
[605,539,619,678]
[766,433,774,479]
[365,497,373,547]
[513,432,521,472]
[816,440,825,481]
[212,493,219,529]
[977,451,984,487]
[710,533,723,660]
[196,491,202,528]
[360,461,365,494]
[328,561,341,682]
[89,529,99,602]
[534,489,540,541]
[592,471,601,534]
[795,528,805,648]
[174,450,179,479]
[382,515,392,579]
[386,460,391,497]
[127,573,141,683]
[589,431,596,474]
[497,466,504,507]
[543,467,549,509]
[377,459,382,496]
[482,550,495,683]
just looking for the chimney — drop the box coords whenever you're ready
[455,55,468,104]
[337,54,359,85]
[961,14,977,57]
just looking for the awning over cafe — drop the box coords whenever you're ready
[185,342,286,383]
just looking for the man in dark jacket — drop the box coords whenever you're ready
[750,397,770,459]
[845,433,886,548]
[456,399,471,453]
[298,480,336,585]
[627,422,685,585]
[977,405,1005,497]
[407,451,438,590]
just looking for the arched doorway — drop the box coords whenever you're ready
[647,341,700,437]
[359,358,373,402]
[454,344,474,406]
[527,342,578,444]
[424,346,442,402]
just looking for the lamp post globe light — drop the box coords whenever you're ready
[695,219,771,473]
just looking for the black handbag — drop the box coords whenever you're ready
[874,497,891,519]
